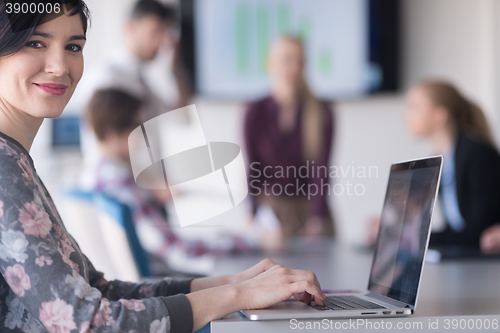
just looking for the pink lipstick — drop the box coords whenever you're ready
[34,83,67,96]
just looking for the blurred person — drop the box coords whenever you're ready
[480,224,500,254]
[368,80,500,250]
[74,0,192,172]
[406,80,500,249]
[244,35,335,243]
[77,88,281,276]
[0,3,326,332]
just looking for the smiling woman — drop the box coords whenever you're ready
[0,1,326,333]
[0,0,88,150]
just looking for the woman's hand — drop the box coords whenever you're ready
[190,258,277,292]
[229,258,278,284]
[186,259,325,332]
[234,263,326,310]
[480,224,500,254]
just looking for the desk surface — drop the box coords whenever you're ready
[211,241,500,332]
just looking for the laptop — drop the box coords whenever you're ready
[241,156,443,320]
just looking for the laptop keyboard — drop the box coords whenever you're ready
[313,295,386,311]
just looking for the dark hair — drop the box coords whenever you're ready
[87,89,143,141]
[0,0,90,58]
[419,80,495,146]
[131,0,177,23]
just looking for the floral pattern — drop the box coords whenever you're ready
[0,230,29,263]
[0,132,194,333]
[39,299,76,333]
[119,299,146,312]
[34,256,53,267]
[92,299,114,327]
[79,321,91,333]
[65,271,100,302]
[18,153,33,182]
[4,265,30,297]
[150,317,169,333]
[4,293,25,329]
[18,202,52,239]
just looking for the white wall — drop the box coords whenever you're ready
[32,0,500,244]
[402,0,500,141]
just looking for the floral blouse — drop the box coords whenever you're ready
[0,132,193,333]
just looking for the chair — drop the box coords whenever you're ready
[195,324,210,333]
[93,192,151,281]
[62,189,120,279]
[63,189,150,282]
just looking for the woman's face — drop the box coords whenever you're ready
[0,12,86,120]
[268,39,305,91]
[405,86,445,138]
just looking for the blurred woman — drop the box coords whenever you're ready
[244,35,335,242]
[405,80,500,249]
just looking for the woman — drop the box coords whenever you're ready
[0,2,325,332]
[244,35,335,241]
[405,80,500,249]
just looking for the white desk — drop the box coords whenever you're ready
[210,241,500,332]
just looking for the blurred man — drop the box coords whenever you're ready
[76,88,270,276]
[74,0,191,171]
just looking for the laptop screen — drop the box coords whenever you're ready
[368,156,442,306]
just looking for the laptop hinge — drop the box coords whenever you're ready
[365,292,414,311]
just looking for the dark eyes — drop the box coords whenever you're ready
[66,44,82,52]
[25,41,83,52]
[26,41,43,49]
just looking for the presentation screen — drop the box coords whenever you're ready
[180,0,400,99]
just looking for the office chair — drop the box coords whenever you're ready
[62,189,120,279]
[93,192,151,280]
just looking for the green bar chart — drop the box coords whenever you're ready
[233,1,332,78]
[196,0,367,99]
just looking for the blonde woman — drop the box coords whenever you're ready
[244,36,335,242]
[405,80,500,249]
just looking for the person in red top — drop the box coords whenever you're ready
[244,35,336,243]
